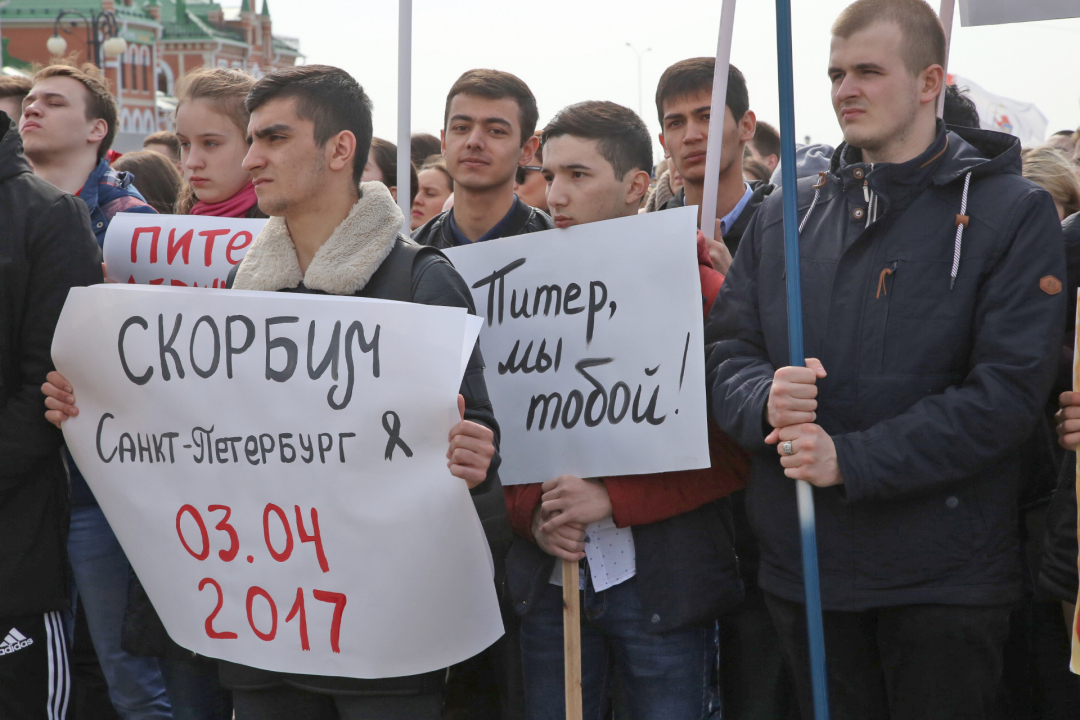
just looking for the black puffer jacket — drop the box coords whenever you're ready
[1039,211,1080,604]
[706,123,1065,611]
[0,112,103,616]
[411,198,552,249]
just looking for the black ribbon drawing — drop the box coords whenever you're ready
[382,411,413,461]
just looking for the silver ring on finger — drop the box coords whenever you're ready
[781,440,794,456]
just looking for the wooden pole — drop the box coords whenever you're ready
[562,559,582,720]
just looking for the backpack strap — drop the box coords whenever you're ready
[363,235,448,302]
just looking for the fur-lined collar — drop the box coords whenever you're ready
[232,181,403,295]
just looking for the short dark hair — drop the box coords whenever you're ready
[542,101,652,180]
[443,69,538,146]
[143,130,181,159]
[832,0,946,77]
[33,63,117,160]
[411,132,442,167]
[245,65,373,183]
[369,137,419,204]
[1052,129,1077,138]
[751,120,780,160]
[111,149,182,214]
[942,84,980,129]
[0,74,32,101]
[655,58,749,130]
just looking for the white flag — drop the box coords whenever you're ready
[959,0,1080,26]
[949,74,1049,147]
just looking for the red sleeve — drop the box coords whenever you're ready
[606,423,750,528]
[504,483,544,542]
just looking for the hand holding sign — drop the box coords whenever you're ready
[51,284,502,678]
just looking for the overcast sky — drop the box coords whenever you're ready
[258,0,1080,159]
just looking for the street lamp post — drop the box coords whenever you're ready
[625,43,651,118]
[47,9,127,69]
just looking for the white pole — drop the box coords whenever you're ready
[396,0,412,235]
[699,0,737,240]
[937,0,955,118]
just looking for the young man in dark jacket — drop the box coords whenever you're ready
[0,109,102,719]
[46,64,501,720]
[21,62,170,720]
[654,59,774,275]
[412,69,552,250]
[503,100,748,720]
[652,57,793,720]
[412,68,552,718]
[705,1,1065,718]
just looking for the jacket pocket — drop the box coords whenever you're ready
[881,259,973,375]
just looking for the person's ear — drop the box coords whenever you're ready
[740,110,757,144]
[922,65,945,106]
[519,134,540,167]
[389,186,398,202]
[440,129,447,155]
[88,118,108,146]
[327,130,357,173]
[627,169,651,206]
[659,133,668,157]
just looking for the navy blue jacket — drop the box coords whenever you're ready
[705,123,1065,610]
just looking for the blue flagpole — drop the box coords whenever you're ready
[775,1,830,718]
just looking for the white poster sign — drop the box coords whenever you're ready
[959,0,1080,26]
[444,207,710,486]
[949,73,1049,147]
[52,285,502,678]
[103,213,268,287]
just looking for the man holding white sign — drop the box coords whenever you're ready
[496,101,747,719]
[46,65,502,720]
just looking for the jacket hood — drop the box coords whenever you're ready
[232,181,402,295]
[830,120,1022,188]
[0,112,32,185]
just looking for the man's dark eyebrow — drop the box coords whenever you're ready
[662,110,686,123]
[26,91,66,104]
[830,62,886,75]
[561,162,593,171]
[448,114,474,125]
[449,113,512,129]
[252,123,293,139]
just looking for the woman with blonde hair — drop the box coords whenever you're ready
[174,67,265,219]
[1023,145,1080,221]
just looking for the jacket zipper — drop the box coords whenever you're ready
[880,261,898,372]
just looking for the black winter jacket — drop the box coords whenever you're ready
[1039,211,1080,604]
[0,112,103,616]
[218,236,501,696]
[706,123,1065,611]
[660,181,775,258]
[411,198,553,249]
[506,499,743,633]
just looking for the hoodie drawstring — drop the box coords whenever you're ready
[950,172,973,290]
[799,171,828,234]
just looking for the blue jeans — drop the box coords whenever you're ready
[520,575,720,720]
[159,657,232,720]
[67,504,172,720]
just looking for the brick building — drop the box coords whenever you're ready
[1,0,301,150]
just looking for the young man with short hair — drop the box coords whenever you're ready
[45,63,501,720]
[0,75,32,123]
[504,100,748,720]
[1,100,101,720]
[412,68,552,718]
[20,62,170,720]
[412,68,551,248]
[706,1,1065,717]
[142,130,182,171]
[747,120,780,173]
[655,58,794,720]
[654,59,773,273]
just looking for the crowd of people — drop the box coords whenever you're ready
[3,0,1080,718]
